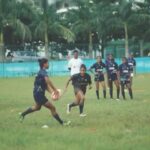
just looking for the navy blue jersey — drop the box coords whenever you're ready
[34,69,48,94]
[106,61,118,75]
[90,62,105,75]
[71,73,92,90]
[128,58,136,72]
[119,63,130,80]
[105,59,110,67]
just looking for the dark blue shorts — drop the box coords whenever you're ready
[121,79,131,85]
[95,74,105,82]
[108,73,118,81]
[33,92,48,105]
[74,87,86,95]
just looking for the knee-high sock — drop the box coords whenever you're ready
[117,88,120,99]
[53,114,63,125]
[79,102,84,114]
[96,90,100,99]
[109,81,113,98]
[69,102,78,108]
[22,107,35,117]
[121,83,125,99]
[128,88,133,99]
[103,90,106,99]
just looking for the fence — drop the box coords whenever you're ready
[0,57,150,77]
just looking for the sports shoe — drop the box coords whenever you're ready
[63,121,71,126]
[80,113,87,117]
[19,114,24,123]
[67,104,71,114]
[116,99,120,101]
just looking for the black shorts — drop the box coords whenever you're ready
[74,87,86,95]
[121,79,131,85]
[33,92,48,105]
[108,73,118,81]
[95,74,105,82]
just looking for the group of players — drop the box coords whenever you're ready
[20,50,136,126]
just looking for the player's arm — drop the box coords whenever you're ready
[89,65,94,74]
[89,64,97,75]
[68,59,72,71]
[118,66,121,82]
[88,75,92,89]
[65,77,72,89]
[45,77,59,95]
[133,59,136,75]
[115,63,120,80]
[102,63,106,75]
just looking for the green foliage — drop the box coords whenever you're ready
[0,0,150,56]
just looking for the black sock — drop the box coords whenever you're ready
[96,90,99,99]
[117,88,120,99]
[122,90,126,99]
[128,88,133,99]
[79,103,84,114]
[53,114,63,125]
[70,102,78,109]
[103,90,106,99]
[110,88,113,98]
[22,108,35,117]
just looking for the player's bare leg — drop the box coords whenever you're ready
[67,92,80,114]
[101,81,106,99]
[77,91,86,117]
[109,80,113,99]
[95,81,100,100]
[121,82,126,100]
[20,103,41,122]
[44,101,64,125]
[114,80,120,100]
[126,83,133,99]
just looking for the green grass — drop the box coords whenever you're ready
[0,74,150,150]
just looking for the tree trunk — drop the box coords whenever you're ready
[88,31,93,58]
[139,40,144,57]
[0,31,4,62]
[124,22,129,57]
[44,23,49,59]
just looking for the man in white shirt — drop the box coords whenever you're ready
[68,50,83,76]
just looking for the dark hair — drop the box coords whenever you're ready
[73,50,78,53]
[38,58,48,69]
[80,64,87,70]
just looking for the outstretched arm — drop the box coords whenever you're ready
[45,77,58,95]
[66,78,72,89]
[88,76,92,89]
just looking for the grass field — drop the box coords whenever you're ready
[0,74,150,150]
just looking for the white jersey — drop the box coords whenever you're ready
[68,58,83,76]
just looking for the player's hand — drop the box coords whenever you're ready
[53,89,59,98]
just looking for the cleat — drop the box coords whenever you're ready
[67,104,71,114]
[19,114,24,123]
[63,121,71,126]
[41,125,49,129]
[80,113,87,117]
[116,99,120,101]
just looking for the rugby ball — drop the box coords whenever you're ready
[51,89,62,101]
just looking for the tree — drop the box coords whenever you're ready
[34,0,75,59]
[67,0,97,58]
[129,0,150,56]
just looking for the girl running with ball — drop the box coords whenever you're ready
[20,58,70,126]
